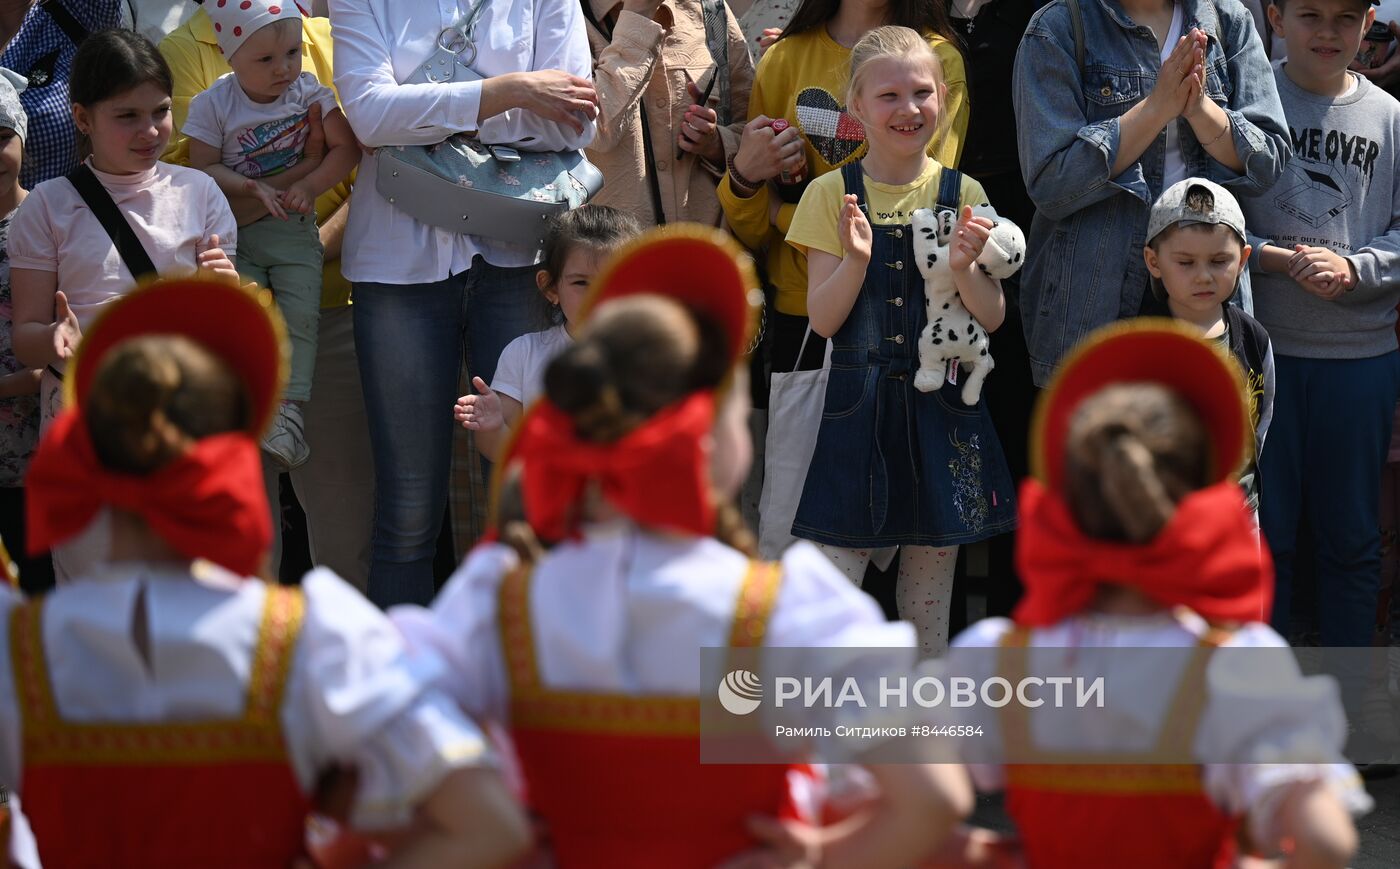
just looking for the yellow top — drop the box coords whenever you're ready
[159,12,354,309]
[786,159,988,258]
[717,27,969,317]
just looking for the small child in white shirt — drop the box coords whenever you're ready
[183,0,359,471]
[455,205,640,460]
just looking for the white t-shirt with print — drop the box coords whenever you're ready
[491,323,573,408]
[182,71,339,179]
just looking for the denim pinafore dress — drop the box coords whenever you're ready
[791,162,1017,549]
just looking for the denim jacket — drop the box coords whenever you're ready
[1012,0,1289,385]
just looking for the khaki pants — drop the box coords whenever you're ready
[261,305,374,590]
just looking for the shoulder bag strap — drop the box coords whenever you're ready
[580,1,668,223]
[66,164,158,281]
[39,0,89,49]
[1066,0,1085,70]
[699,0,730,126]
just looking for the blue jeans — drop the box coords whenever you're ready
[1262,351,1400,646]
[354,258,548,606]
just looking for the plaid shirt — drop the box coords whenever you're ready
[1,1,122,189]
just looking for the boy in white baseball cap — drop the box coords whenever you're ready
[1143,176,1275,517]
[182,0,361,471]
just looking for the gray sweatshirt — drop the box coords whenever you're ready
[1243,65,1400,359]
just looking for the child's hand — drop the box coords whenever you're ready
[677,81,723,163]
[1146,34,1199,121]
[244,178,288,220]
[838,194,872,263]
[948,205,994,272]
[454,377,505,431]
[1289,244,1354,299]
[52,291,81,364]
[280,181,316,216]
[198,234,240,285]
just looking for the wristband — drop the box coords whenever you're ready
[727,154,761,197]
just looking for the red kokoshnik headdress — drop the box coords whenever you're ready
[26,278,289,578]
[496,225,761,541]
[1013,319,1272,627]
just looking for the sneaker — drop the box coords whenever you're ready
[262,401,310,471]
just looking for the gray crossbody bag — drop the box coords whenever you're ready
[375,0,604,247]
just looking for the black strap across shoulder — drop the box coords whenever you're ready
[67,164,158,281]
[39,0,89,49]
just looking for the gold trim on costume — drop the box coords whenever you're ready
[12,585,305,766]
[499,559,783,735]
[995,624,1232,785]
[728,561,782,649]
[1005,763,1204,794]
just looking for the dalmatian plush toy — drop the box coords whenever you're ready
[910,205,1025,405]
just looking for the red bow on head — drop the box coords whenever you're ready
[1013,478,1272,627]
[514,392,717,541]
[26,410,272,578]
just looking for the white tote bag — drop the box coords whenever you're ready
[757,329,832,559]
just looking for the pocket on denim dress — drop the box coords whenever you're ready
[821,365,874,419]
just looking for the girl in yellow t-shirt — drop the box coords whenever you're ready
[720,0,967,376]
[785,26,1013,656]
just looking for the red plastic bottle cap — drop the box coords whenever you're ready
[770,119,790,133]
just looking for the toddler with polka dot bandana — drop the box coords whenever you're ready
[183,0,361,471]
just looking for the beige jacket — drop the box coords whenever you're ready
[585,0,754,226]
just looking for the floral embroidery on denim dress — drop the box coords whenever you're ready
[947,431,989,533]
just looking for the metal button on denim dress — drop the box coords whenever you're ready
[791,162,1017,548]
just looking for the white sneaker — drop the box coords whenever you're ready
[262,401,310,471]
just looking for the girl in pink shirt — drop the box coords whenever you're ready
[8,29,238,581]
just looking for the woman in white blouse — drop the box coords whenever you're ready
[328,0,598,606]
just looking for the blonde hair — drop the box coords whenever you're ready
[845,26,944,113]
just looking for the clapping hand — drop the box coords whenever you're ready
[948,205,994,272]
[1148,31,1206,121]
[838,193,872,263]
[1180,29,1213,121]
[198,234,240,285]
[52,291,81,365]
[455,377,505,431]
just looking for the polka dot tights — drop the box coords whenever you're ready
[813,544,958,657]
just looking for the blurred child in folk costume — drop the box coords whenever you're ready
[0,277,530,869]
[938,321,1369,869]
[395,226,973,868]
